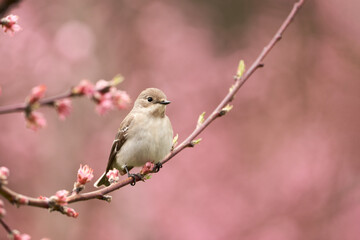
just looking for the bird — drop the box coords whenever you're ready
[94,88,173,187]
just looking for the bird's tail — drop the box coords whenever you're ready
[93,172,110,188]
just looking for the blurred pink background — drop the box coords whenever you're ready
[1,0,360,239]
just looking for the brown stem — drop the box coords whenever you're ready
[161,0,306,165]
[0,218,12,234]
[0,185,49,208]
[0,0,21,18]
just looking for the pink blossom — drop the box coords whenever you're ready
[28,85,46,104]
[37,196,49,201]
[0,166,9,180]
[94,87,130,115]
[12,231,31,240]
[106,168,120,184]
[1,14,21,36]
[111,88,131,110]
[140,162,155,175]
[95,79,111,92]
[91,79,130,115]
[77,164,94,185]
[25,111,47,131]
[65,207,79,218]
[17,196,29,205]
[54,190,69,205]
[72,80,94,96]
[95,94,114,115]
[55,98,72,120]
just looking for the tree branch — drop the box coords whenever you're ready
[0,91,74,115]
[0,0,306,213]
[70,0,307,203]
[0,0,21,18]
[160,0,306,165]
[0,218,12,234]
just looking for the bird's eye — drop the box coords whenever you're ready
[147,97,153,102]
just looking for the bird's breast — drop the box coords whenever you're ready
[116,115,173,169]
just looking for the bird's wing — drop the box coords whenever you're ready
[94,114,135,187]
[104,114,134,173]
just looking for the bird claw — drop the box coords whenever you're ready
[128,173,144,186]
[129,174,136,186]
[124,166,143,186]
[153,162,163,173]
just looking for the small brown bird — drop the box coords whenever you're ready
[94,88,173,187]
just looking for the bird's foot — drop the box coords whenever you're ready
[153,162,163,173]
[124,165,143,186]
[128,173,144,186]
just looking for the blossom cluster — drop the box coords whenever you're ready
[53,190,69,206]
[38,193,79,218]
[35,164,94,218]
[45,190,79,217]
[73,78,131,115]
[0,14,21,36]
[106,168,120,184]
[77,164,94,185]
[23,76,130,131]
[73,164,94,192]
[65,207,79,218]
[55,98,72,120]
[25,85,48,131]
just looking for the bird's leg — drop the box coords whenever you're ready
[124,166,143,186]
[153,162,163,173]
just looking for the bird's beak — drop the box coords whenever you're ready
[158,100,171,105]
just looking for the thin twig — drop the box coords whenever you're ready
[0,218,12,234]
[160,0,305,165]
[0,91,74,115]
[0,0,21,18]
[0,0,306,211]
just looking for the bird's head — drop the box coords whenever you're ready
[134,88,170,117]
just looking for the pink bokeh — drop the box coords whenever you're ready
[0,0,360,239]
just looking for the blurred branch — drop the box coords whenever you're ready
[0,218,12,234]
[0,184,49,208]
[0,91,74,115]
[0,77,130,130]
[0,0,305,214]
[0,75,127,116]
[0,217,30,239]
[0,0,21,18]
